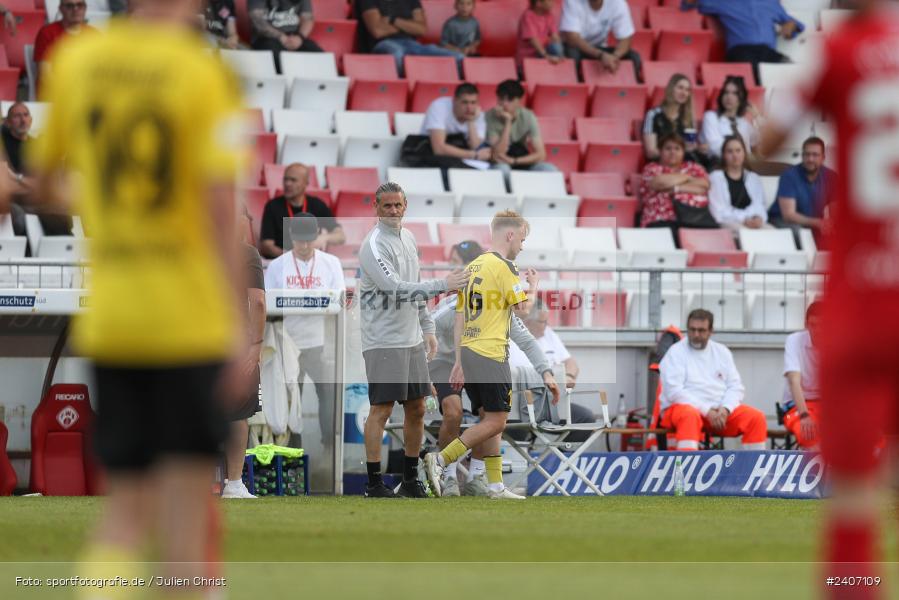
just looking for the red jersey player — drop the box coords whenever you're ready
[761,1,899,595]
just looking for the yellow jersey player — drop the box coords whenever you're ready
[30,0,249,593]
[424,211,559,499]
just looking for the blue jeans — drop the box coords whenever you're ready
[491,161,558,191]
[564,44,643,80]
[546,41,564,57]
[372,37,464,77]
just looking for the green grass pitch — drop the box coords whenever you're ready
[1,496,898,599]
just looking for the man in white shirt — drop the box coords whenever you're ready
[559,0,642,79]
[264,214,346,444]
[781,302,822,450]
[659,309,767,450]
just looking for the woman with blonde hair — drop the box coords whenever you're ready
[642,73,706,163]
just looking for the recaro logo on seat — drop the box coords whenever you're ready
[55,394,85,401]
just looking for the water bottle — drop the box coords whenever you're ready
[617,394,628,428]
[425,395,440,416]
[674,457,685,497]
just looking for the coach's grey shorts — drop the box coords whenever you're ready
[363,343,431,405]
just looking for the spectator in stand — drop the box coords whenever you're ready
[768,136,836,243]
[639,134,711,233]
[681,0,804,83]
[660,309,768,451]
[700,76,761,163]
[202,0,240,49]
[249,0,322,72]
[35,1,97,68]
[2,103,34,194]
[486,79,557,189]
[440,0,480,58]
[559,0,642,80]
[357,0,464,77]
[0,5,16,36]
[259,163,345,258]
[517,0,563,68]
[780,301,822,451]
[709,136,768,232]
[643,74,706,163]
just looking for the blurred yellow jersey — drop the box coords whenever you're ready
[456,252,528,362]
[30,20,246,365]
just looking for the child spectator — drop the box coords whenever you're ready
[517,0,562,67]
[441,0,481,56]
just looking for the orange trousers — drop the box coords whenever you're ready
[661,404,768,450]
[782,402,821,449]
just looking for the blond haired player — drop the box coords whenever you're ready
[424,211,559,499]
[31,0,249,593]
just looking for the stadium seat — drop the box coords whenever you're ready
[655,30,713,65]
[575,117,633,143]
[520,197,580,227]
[437,223,492,247]
[0,67,17,101]
[477,0,524,57]
[622,29,655,62]
[688,251,749,269]
[387,167,446,193]
[582,60,638,87]
[758,63,805,92]
[328,243,362,264]
[262,163,286,194]
[410,81,459,113]
[311,0,349,19]
[679,228,748,268]
[309,19,358,67]
[249,132,278,184]
[688,291,746,329]
[532,289,577,327]
[522,58,579,86]
[577,198,639,229]
[628,3,649,30]
[243,77,287,116]
[404,192,457,222]
[30,384,102,496]
[458,193,519,220]
[760,176,780,210]
[517,247,568,271]
[0,421,14,496]
[589,85,649,122]
[242,187,270,239]
[738,228,808,271]
[335,111,393,144]
[589,291,628,328]
[221,49,277,78]
[509,171,567,196]
[628,290,689,329]
[781,0,831,11]
[448,168,507,195]
[349,80,409,115]
[280,52,338,80]
[401,221,433,244]
[417,243,448,264]
[820,8,854,33]
[243,108,267,133]
[394,112,426,138]
[543,142,581,179]
[405,55,460,82]
[420,0,457,45]
[280,135,341,186]
[463,57,517,85]
[648,7,704,31]
[776,31,824,65]
[618,227,688,268]
[643,60,697,90]
[343,53,399,80]
[326,167,380,196]
[700,62,756,88]
[530,84,589,119]
[562,226,621,264]
[537,116,573,141]
[340,218,379,244]
[272,109,333,136]
[334,190,378,218]
[287,77,350,114]
[570,172,626,199]
[341,137,403,181]
[748,292,807,330]
[582,142,643,175]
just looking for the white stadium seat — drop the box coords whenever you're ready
[748,292,808,330]
[617,228,688,269]
[758,63,806,91]
[394,112,426,138]
[520,195,580,222]
[820,9,855,33]
[287,77,349,115]
[458,194,518,220]
[242,77,287,124]
[509,171,567,196]
[516,247,569,269]
[760,176,780,210]
[448,169,507,196]
[279,135,340,186]
[341,137,403,181]
[781,0,831,12]
[403,192,457,221]
[628,291,689,330]
[221,49,277,78]
[562,227,623,268]
[739,228,808,271]
[688,291,746,330]
[335,111,392,144]
[272,109,333,136]
[776,30,822,64]
[280,52,339,80]
[387,167,445,194]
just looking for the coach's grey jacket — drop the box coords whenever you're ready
[358,220,446,352]
[430,295,551,376]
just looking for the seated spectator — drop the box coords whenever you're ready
[0,5,16,36]
[441,0,480,57]
[781,302,822,451]
[768,136,836,243]
[643,74,706,163]
[35,1,97,68]
[517,0,563,68]
[357,0,464,77]
[259,163,345,258]
[249,0,322,73]
[660,309,768,451]
[2,103,34,193]
[486,79,557,188]
[682,0,804,83]
[639,134,712,233]
[701,76,760,164]
[560,0,642,80]
[709,136,768,231]
[202,0,240,49]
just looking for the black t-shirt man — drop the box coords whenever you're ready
[260,194,339,254]
[357,0,422,51]
[2,125,26,175]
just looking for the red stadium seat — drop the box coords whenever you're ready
[328,243,362,263]
[537,116,573,141]
[243,108,266,133]
[624,30,655,61]
[647,7,704,32]
[590,291,628,328]
[463,57,517,85]
[478,0,525,57]
[537,289,576,327]
[349,79,409,116]
[582,60,638,87]
[543,141,581,179]
[577,197,639,228]
[582,143,643,176]
[0,421,16,496]
[678,228,748,268]
[403,221,433,243]
[341,217,379,244]
[700,62,755,89]
[629,4,649,30]
[656,30,713,64]
[437,223,491,247]
[420,0,456,45]
[5,1,40,10]
[410,80,459,113]
[326,167,380,194]
[0,67,17,100]
[689,251,749,269]
[235,0,251,42]
[249,133,277,185]
[575,117,633,143]
[242,187,270,240]
[30,384,102,496]
[405,55,459,82]
[530,84,589,119]
[418,244,446,264]
[334,190,378,218]
[570,172,626,198]
[649,85,707,124]
[589,84,649,122]
[310,20,357,67]
[343,53,399,81]
[522,58,578,86]
[311,0,349,19]
[1,10,44,71]
[643,60,697,89]
[262,163,286,190]
[0,45,9,68]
